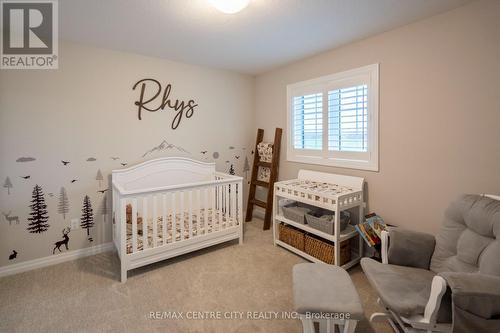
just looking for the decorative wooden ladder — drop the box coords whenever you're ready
[245,128,282,230]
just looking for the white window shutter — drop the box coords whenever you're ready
[328,85,368,152]
[292,93,323,150]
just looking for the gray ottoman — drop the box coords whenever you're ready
[293,263,364,333]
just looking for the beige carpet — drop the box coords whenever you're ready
[0,219,392,333]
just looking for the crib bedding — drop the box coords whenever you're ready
[125,208,237,254]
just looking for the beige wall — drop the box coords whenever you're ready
[254,0,500,234]
[0,42,254,267]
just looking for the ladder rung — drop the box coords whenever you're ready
[251,199,267,208]
[252,180,269,188]
[258,161,272,168]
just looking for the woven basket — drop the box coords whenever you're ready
[278,223,305,251]
[304,235,351,265]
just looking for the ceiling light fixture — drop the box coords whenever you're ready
[208,0,250,14]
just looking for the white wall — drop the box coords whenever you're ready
[254,0,500,234]
[0,42,254,267]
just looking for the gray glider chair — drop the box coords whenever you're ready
[361,194,500,333]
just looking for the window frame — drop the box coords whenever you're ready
[286,64,379,172]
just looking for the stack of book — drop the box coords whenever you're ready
[355,213,387,247]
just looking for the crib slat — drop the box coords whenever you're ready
[120,198,126,257]
[225,184,229,228]
[211,187,216,232]
[238,183,243,227]
[188,190,193,239]
[113,191,117,242]
[143,197,148,250]
[197,189,201,236]
[204,187,209,234]
[172,192,176,243]
[231,183,236,227]
[214,186,219,230]
[132,198,138,253]
[218,185,222,229]
[180,192,185,240]
[162,194,167,245]
[112,191,115,241]
[152,196,158,248]
[113,191,117,239]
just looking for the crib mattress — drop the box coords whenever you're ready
[126,208,237,254]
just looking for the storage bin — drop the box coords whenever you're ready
[305,210,350,235]
[282,202,312,224]
[278,198,295,216]
[304,234,351,265]
[278,223,305,251]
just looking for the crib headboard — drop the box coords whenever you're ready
[112,157,216,194]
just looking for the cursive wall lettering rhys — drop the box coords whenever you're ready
[132,78,198,129]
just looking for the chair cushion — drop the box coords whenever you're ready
[430,195,500,276]
[361,257,435,317]
[293,263,364,320]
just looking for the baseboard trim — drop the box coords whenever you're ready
[0,242,115,278]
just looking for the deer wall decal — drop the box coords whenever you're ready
[9,250,17,260]
[2,211,20,226]
[53,227,71,254]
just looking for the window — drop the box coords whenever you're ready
[287,64,379,171]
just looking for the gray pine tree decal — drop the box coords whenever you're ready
[80,195,94,241]
[99,194,108,222]
[58,187,69,219]
[3,177,13,195]
[27,185,50,233]
[96,169,104,187]
[243,156,250,179]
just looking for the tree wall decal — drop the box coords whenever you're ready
[57,187,69,219]
[3,177,13,195]
[243,156,250,179]
[96,169,104,187]
[99,194,108,222]
[80,195,94,241]
[27,185,50,233]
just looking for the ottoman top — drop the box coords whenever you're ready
[293,263,364,320]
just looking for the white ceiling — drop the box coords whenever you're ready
[60,0,471,75]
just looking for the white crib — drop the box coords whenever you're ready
[112,157,243,282]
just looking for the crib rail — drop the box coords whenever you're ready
[112,173,243,256]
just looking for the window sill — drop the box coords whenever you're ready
[287,154,379,172]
